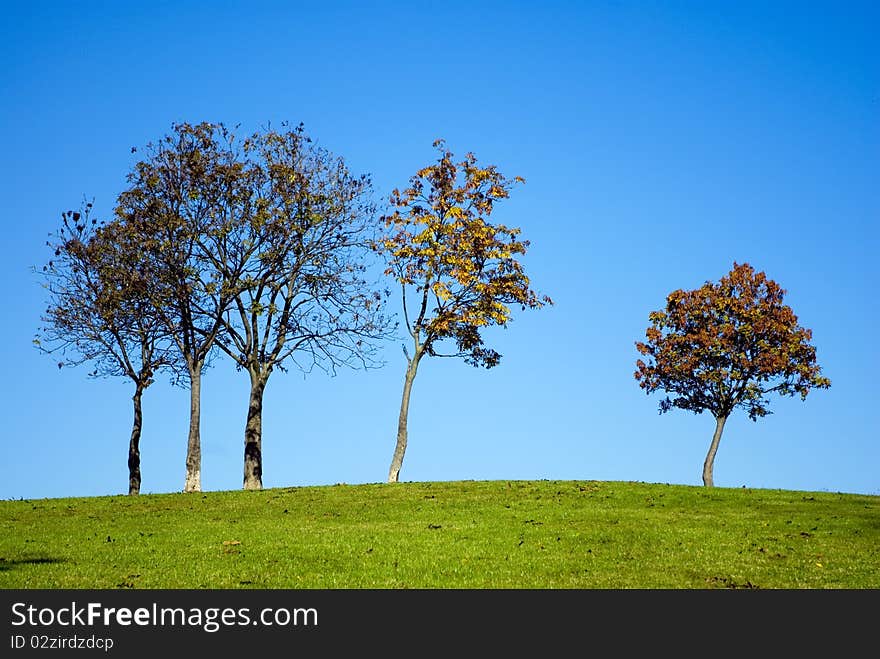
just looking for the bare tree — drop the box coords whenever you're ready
[114,122,244,493]
[208,124,394,490]
[114,121,392,492]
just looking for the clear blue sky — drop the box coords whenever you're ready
[1,0,877,500]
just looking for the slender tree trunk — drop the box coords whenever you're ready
[388,353,421,483]
[702,414,728,487]
[243,370,267,491]
[128,385,144,496]
[184,365,202,493]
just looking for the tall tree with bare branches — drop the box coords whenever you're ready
[208,123,394,490]
[114,122,245,493]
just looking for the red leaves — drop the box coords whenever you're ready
[635,262,830,420]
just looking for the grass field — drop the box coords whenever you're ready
[1,479,877,589]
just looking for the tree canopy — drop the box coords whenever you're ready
[111,121,391,491]
[635,261,831,486]
[35,202,177,494]
[379,139,552,483]
[114,121,247,492]
[202,122,393,489]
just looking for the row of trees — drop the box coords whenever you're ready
[36,124,551,494]
[36,121,831,493]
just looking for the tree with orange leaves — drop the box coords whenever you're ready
[379,140,552,483]
[635,262,830,487]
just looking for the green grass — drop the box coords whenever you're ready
[1,480,877,589]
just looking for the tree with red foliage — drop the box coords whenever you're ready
[635,262,831,487]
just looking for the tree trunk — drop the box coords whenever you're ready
[183,365,202,493]
[128,385,144,496]
[702,414,728,487]
[243,370,266,491]
[388,354,421,483]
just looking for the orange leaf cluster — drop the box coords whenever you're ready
[378,140,552,367]
[634,262,830,420]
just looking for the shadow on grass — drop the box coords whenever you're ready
[0,557,66,572]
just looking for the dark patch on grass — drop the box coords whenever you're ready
[0,556,66,572]
[707,575,761,589]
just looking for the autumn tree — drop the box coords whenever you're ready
[208,123,393,490]
[35,202,177,495]
[114,122,245,493]
[634,262,831,487]
[379,140,552,483]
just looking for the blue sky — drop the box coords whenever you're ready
[1,0,877,500]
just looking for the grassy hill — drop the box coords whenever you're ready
[1,479,877,589]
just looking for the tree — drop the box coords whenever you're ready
[634,262,831,487]
[114,122,244,493]
[208,123,393,490]
[378,140,552,483]
[35,202,176,495]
